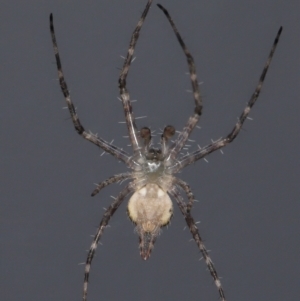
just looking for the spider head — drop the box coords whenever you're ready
[128,183,173,259]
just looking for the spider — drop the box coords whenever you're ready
[50,1,282,301]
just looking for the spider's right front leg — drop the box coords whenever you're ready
[157,4,203,161]
[172,26,283,173]
[49,14,131,165]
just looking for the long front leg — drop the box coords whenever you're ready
[172,26,283,173]
[50,14,131,165]
[118,0,153,159]
[157,4,202,163]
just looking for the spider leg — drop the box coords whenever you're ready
[83,183,134,301]
[49,14,131,165]
[91,172,132,197]
[169,186,226,301]
[118,0,153,159]
[172,26,283,173]
[174,177,195,213]
[157,4,202,162]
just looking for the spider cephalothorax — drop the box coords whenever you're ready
[50,1,282,300]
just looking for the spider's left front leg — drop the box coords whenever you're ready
[169,186,226,301]
[118,0,153,160]
[49,14,131,165]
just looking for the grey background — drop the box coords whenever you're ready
[1,1,299,301]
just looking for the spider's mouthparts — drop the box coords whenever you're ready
[139,231,156,260]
